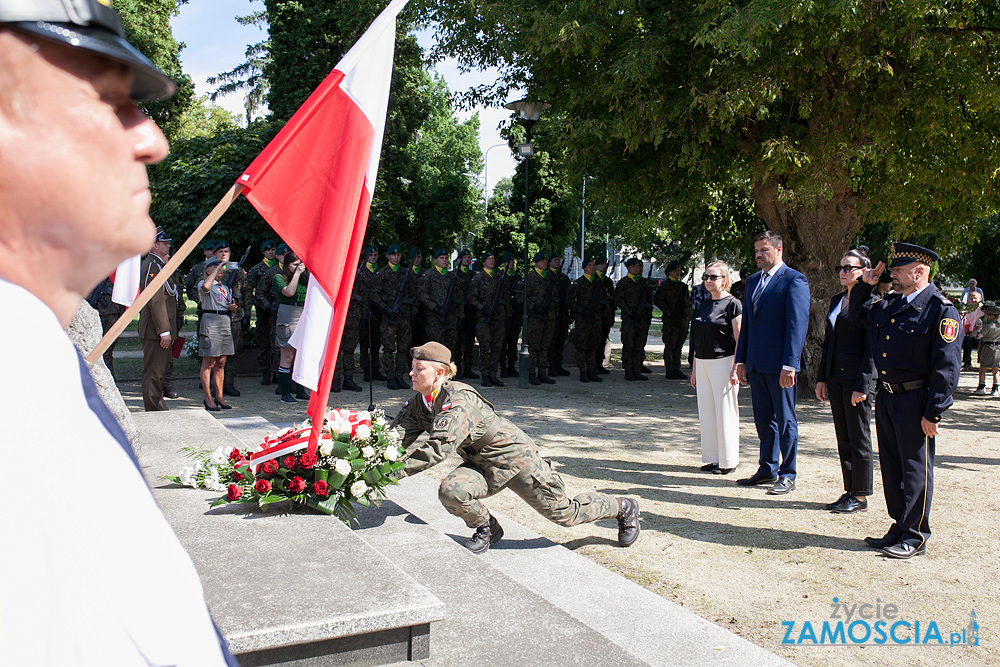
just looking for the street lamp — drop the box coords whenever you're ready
[504,97,551,388]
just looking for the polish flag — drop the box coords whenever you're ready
[237,0,407,456]
[110,255,140,307]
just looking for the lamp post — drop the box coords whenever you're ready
[503,98,551,388]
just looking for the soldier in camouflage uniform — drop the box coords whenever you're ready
[419,249,460,354]
[454,249,479,380]
[86,277,126,379]
[570,257,606,383]
[547,253,572,377]
[499,252,522,378]
[391,342,640,554]
[246,239,278,385]
[408,248,426,347]
[524,252,557,385]
[594,257,615,374]
[332,248,366,393]
[261,244,289,388]
[654,260,691,379]
[374,245,418,390]
[357,245,386,382]
[467,250,507,387]
[212,240,249,397]
[615,258,653,382]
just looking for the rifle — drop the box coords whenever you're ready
[533,271,557,317]
[225,245,253,330]
[387,257,416,323]
[438,269,459,321]
[632,261,654,320]
[484,270,505,321]
[584,274,603,318]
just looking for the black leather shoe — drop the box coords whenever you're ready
[280,394,297,403]
[767,478,795,495]
[624,371,637,381]
[529,372,541,386]
[616,498,641,547]
[674,371,688,380]
[463,516,504,554]
[700,462,720,472]
[635,372,648,381]
[343,377,363,392]
[580,373,591,383]
[587,371,603,382]
[464,369,480,379]
[597,367,610,375]
[825,492,850,510]
[223,385,241,397]
[831,496,867,514]
[864,532,900,550]
[162,388,179,399]
[489,374,504,387]
[882,542,926,559]
[737,472,778,486]
[396,376,410,390]
[713,467,736,475]
[387,377,400,390]
[204,399,221,412]
[555,366,571,376]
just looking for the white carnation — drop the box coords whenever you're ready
[208,448,228,466]
[350,480,369,498]
[374,414,387,426]
[383,446,399,462]
[319,439,333,457]
[354,424,372,440]
[334,458,352,476]
[357,410,371,422]
[178,466,198,488]
[361,445,376,459]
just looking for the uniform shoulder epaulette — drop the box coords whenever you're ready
[932,292,953,306]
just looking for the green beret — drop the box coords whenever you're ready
[215,239,230,251]
[532,251,547,263]
[409,247,422,260]
[261,240,277,251]
[276,243,290,254]
[501,251,514,263]
[386,244,402,255]
[457,248,471,258]
[432,248,447,259]
[624,258,641,268]
[364,245,378,255]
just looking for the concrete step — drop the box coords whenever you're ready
[217,416,793,667]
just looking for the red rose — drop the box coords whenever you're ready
[233,470,245,482]
[261,460,279,476]
[254,479,271,494]
[299,452,318,469]
[288,476,307,494]
[312,480,330,497]
[229,447,244,462]
[282,455,297,470]
[226,484,243,501]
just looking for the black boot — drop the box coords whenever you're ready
[587,370,603,382]
[624,371,637,381]
[464,369,480,380]
[277,369,296,403]
[331,377,342,393]
[223,384,241,397]
[506,366,518,378]
[387,376,400,390]
[396,376,410,390]
[640,365,653,374]
[162,385,178,399]
[261,370,272,385]
[363,371,372,382]
[489,374,504,387]
[463,516,504,554]
[482,375,493,388]
[528,370,541,386]
[635,370,648,381]
[579,370,590,383]
[597,366,610,375]
[538,370,555,385]
[555,366,571,376]
[616,498,640,547]
[499,367,509,378]
[343,377,363,392]
[373,368,388,381]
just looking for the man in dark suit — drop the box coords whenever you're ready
[735,231,810,495]
[139,227,179,412]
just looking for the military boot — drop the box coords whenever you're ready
[396,376,410,391]
[587,370,603,382]
[463,516,504,554]
[331,376,343,393]
[555,366,571,376]
[538,370,556,385]
[372,368,388,381]
[634,368,648,381]
[387,376,400,390]
[489,373,504,387]
[528,370,541,386]
[464,369,480,380]
[481,374,493,388]
[343,377,363,392]
[616,497,641,547]
[579,370,590,383]
[624,370,637,381]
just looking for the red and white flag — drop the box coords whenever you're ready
[110,255,140,307]
[237,0,407,456]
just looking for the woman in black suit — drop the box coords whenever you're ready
[815,247,876,513]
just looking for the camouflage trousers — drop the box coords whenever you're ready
[335,314,360,379]
[619,317,645,373]
[438,458,619,529]
[525,315,554,372]
[381,316,412,378]
[661,317,689,372]
[476,316,506,375]
[224,316,243,389]
[424,313,458,355]
[573,319,601,373]
[256,309,275,374]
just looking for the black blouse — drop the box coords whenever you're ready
[691,295,742,359]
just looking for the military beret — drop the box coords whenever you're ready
[532,251,548,263]
[624,258,641,268]
[457,248,471,258]
[153,226,171,243]
[432,248,447,259]
[665,259,683,272]
[583,256,595,266]
[261,240,277,251]
[203,239,217,252]
[548,253,562,262]
[276,243,290,255]
[410,342,452,365]
[386,244,402,255]
[501,251,515,263]
[364,245,378,255]
[889,242,938,268]
[479,251,494,265]
[409,247,422,260]
[596,257,609,266]
[215,239,230,251]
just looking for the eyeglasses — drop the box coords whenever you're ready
[702,274,723,281]
[837,265,863,273]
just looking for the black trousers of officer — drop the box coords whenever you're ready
[874,387,934,547]
[827,379,873,497]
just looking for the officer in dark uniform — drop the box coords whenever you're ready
[849,243,962,559]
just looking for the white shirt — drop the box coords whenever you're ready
[0,279,228,666]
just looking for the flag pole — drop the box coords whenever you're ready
[85,183,244,365]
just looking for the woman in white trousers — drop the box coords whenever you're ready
[690,260,743,473]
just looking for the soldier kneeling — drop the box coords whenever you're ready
[390,342,640,553]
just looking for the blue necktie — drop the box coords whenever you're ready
[752,273,768,313]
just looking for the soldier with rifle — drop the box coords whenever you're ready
[332,246,368,394]
[499,251,522,378]
[570,257,607,382]
[594,257,616,374]
[454,248,479,380]
[547,253,573,377]
[655,259,692,380]
[468,250,508,387]
[374,245,419,390]
[524,251,558,385]
[357,245,386,382]
[420,248,460,354]
[615,258,652,381]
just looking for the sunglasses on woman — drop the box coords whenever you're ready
[836,265,863,273]
[702,274,723,281]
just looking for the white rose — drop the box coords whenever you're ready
[383,446,399,462]
[374,414,387,426]
[361,445,376,459]
[357,410,371,422]
[319,439,333,457]
[334,458,352,476]
[178,466,197,487]
[350,480,369,498]
[354,424,372,440]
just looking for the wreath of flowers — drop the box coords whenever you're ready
[165,408,404,524]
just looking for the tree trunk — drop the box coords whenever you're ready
[751,174,866,396]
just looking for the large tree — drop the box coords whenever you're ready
[417,0,1000,379]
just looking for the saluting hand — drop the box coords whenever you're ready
[860,261,885,286]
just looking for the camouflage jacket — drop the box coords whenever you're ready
[418,265,460,316]
[615,275,654,323]
[246,259,277,311]
[570,273,606,321]
[390,380,538,487]
[455,265,476,313]
[550,269,572,318]
[217,265,249,320]
[525,268,557,320]
[468,267,507,320]
[185,259,209,303]
[374,262,417,317]
[654,278,691,322]
[354,262,379,316]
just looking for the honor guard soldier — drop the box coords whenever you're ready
[850,243,962,559]
[139,227,180,411]
[615,258,652,381]
[499,251,522,377]
[419,248,460,353]
[547,253,573,377]
[468,250,508,387]
[594,257,615,373]
[570,257,606,382]
[358,245,386,382]
[261,243,289,391]
[374,244,418,389]
[391,343,641,554]
[185,239,217,305]
[524,251,558,385]
[246,240,278,384]
[655,260,692,379]
[332,247,366,393]
[454,248,479,380]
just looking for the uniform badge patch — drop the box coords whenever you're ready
[940,318,959,343]
[441,402,451,411]
[434,417,449,430]
[403,400,409,408]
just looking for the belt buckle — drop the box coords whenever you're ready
[883,383,894,394]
